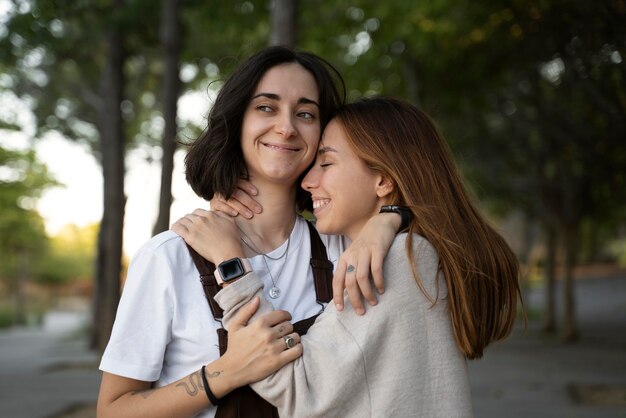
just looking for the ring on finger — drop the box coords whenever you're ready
[346,264,356,273]
[283,335,295,350]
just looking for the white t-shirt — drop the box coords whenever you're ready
[99,216,346,418]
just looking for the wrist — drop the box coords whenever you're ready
[379,205,411,232]
[214,257,252,285]
[202,358,239,402]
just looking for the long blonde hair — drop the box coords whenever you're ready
[334,96,523,359]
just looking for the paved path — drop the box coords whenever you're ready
[0,274,624,418]
[470,274,626,418]
[0,311,100,418]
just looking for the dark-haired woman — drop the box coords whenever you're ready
[97,48,401,418]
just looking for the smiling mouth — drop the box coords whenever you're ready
[312,199,330,210]
[263,142,300,152]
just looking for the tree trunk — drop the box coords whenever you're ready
[542,225,557,333]
[13,250,28,326]
[91,0,127,352]
[270,0,297,47]
[152,0,181,236]
[561,226,579,341]
[402,46,421,106]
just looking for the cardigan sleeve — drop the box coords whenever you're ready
[214,234,454,418]
[215,275,372,417]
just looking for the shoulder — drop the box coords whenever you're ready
[128,230,193,273]
[134,230,185,254]
[384,233,442,296]
[386,233,438,267]
[131,230,188,259]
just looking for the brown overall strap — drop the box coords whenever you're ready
[306,220,334,303]
[188,220,333,317]
[186,220,333,418]
[186,245,224,319]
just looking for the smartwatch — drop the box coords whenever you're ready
[379,205,412,232]
[214,257,252,285]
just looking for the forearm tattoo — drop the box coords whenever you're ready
[176,370,204,397]
[206,370,223,379]
[174,369,223,397]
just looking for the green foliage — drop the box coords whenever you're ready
[34,223,98,285]
[0,144,56,310]
[0,304,14,328]
[462,0,626,232]
[0,143,93,318]
[2,0,624,265]
[296,0,626,260]
[0,146,54,267]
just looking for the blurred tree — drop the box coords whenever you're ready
[0,146,55,325]
[35,223,97,287]
[270,0,298,47]
[454,0,626,340]
[0,0,270,350]
[92,0,128,352]
[152,0,181,235]
[3,0,623,345]
[298,0,625,339]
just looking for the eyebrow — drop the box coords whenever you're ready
[252,93,319,107]
[318,146,338,155]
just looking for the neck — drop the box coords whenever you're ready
[235,181,299,253]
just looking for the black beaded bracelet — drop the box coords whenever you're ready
[201,365,222,406]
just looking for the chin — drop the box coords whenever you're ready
[314,220,342,237]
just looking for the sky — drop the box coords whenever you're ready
[35,137,207,257]
[2,89,209,258]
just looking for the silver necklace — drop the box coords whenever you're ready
[237,225,291,299]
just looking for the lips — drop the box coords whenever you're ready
[312,198,330,212]
[262,142,301,152]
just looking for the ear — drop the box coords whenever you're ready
[375,174,394,198]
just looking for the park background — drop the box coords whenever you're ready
[1,0,625,417]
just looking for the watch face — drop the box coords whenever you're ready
[219,259,245,282]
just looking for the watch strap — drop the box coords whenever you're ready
[379,205,412,232]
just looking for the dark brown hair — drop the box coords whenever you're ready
[185,46,345,211]
[334,96,523,359]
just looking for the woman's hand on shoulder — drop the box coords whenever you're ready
[332,212,400,315]
[171,208,242,263]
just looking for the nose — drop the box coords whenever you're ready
[275,112,297,138]
[302,164,321,191]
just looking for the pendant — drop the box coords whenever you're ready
[269,286,281,299]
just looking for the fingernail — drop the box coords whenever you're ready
[369,299,378,306]
[245,210,253,219]
[231,211,238,216]
[250,188,258,196]
[356,307,365,315]
[335,303,343,312]
[377,288,385,294]
[254,205,262,214]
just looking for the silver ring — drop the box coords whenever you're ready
[346,264,356,273]
[283,335,295,349]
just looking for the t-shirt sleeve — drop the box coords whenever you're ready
[99,245,175,382]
